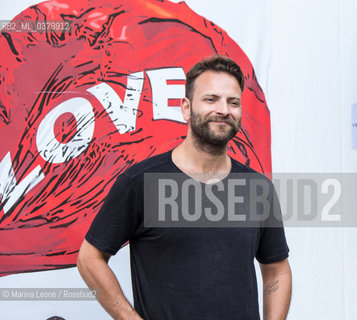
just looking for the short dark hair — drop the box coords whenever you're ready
[185,55,245,101]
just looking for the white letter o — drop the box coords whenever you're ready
[36,97,95,163]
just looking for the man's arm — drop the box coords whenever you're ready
[259,258,292,320]
[77,239,143,320]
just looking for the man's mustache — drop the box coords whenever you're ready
[206,116,237,126]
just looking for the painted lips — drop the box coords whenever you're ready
[0,0,271,276]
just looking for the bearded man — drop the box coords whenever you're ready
[77,55,292,320]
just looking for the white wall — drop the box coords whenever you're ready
[1,0,356,319]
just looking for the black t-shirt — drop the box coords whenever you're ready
[85,150,289,320]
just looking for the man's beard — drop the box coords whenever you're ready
[189,107,241,153]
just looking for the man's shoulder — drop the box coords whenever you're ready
[230,158,272,183]
[122,150,174,180]
[230,157,259,174]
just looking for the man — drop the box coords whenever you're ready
[77,55,292,319]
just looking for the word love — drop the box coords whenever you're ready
[0,67,186,215]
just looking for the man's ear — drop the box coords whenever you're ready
[181,97,191,122]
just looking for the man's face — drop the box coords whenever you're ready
[188,71,242,146]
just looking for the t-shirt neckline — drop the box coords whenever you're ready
[167,149,234,185]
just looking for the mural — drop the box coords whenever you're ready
[0,0,271,276]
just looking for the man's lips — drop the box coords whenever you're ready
[211,120,229,124]
[208,118,234,126]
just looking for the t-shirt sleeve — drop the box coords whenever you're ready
[255,182,290,264]
[85,173,142,255]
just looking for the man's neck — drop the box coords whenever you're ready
[172,137,232,183]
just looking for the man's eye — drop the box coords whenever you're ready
[231,101,241,107]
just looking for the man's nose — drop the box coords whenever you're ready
[215,100,229,115]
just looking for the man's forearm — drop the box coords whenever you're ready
[77,240,142,320]
[260,259,292,320]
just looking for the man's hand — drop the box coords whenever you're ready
[77,240,143,320]
[260,258,292,320]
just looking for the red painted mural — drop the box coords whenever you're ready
[0,0,271,276]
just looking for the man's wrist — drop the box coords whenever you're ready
[115,305,143,320]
